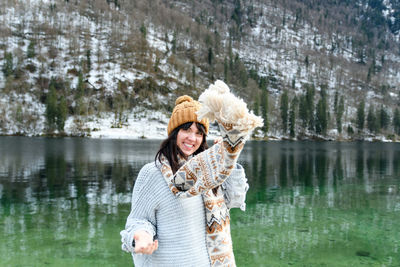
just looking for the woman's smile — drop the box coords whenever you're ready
[177,123,203,157]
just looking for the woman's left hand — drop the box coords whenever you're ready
[134,230,158,254]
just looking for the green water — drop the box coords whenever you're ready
[0,137,399,266]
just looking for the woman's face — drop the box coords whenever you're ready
[177,122,204,157]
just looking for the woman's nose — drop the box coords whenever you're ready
[187,132,196,141]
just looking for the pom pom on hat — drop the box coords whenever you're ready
[175,95,193,105]
[197,80,263,133]
[167,95,209,136]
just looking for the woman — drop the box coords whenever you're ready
[120,80,263,266]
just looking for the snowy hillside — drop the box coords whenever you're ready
[0,0,399,140]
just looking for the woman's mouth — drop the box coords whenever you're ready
[183,142,194,149]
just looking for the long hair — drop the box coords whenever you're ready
[155,122,208,174]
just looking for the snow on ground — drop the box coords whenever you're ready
[1,1,399,141]
[63,108,220,140]
[85,118,217,140]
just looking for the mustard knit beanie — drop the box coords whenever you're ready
[167,95,209,136]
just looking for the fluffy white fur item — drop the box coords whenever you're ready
[197,80,263,134]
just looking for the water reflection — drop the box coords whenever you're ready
[0,137,164,266]
[1,137,400,266]
[243,141,400,193]
[234,141,400,266]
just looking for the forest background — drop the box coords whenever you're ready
[1,0,400,141]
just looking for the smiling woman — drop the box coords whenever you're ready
[176,123,204,157]
[120,80,263,267]
[154,95,210,174]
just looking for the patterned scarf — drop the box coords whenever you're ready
[159,139,244,266]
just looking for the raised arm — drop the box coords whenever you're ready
[162,80,262,198]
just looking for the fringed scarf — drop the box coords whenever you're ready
[159,139,244,267]
[158,79,263,266]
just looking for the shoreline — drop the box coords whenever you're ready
[1,132,398,142]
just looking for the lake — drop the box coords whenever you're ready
[0,137,399,266]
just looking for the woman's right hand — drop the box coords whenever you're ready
[134,230,158,254]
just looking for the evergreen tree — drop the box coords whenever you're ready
[164,32,169,52]
[2,52,14,77]
[305,84,315,132]
[315,86,328,135]
[208,47,214,65]
[367,65,372,82]
[253,94,260,116]
[76,71,85,99]
[155,55,160,72]
[289,96,298,138]
[231,0,243,33]
[379,105,390,130]
[334,91,339,115]
[171,31,177,54]
[316,99,326,135]
[208,47,214,81]
[233,54,248,87]
[224,57,228,82]
[114,92,126,127]
[140,24,147,38]
[228,37,233,71]
[347,125,354,135]
[393,108,400,135]
[86,49,91,71]
[336,95,345,133]
[356,100,365,132]
[214,30,221,54]
[259,76,267,93]
[367,105,378,133]
[15,104,23,125]
[27,40,36,58]
[298,94,308,130]
[280,91,289,134]
[56,96,68,132]
[75,72,86,115]
[46,81,58,132]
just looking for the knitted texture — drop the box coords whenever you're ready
[196,80,263,135]
[121,163,210,267]
[188,80,262,266]
[160,137,245,266]
[121,81,261,266]
[163,80,261,266]
[167,95,209,135]
[120,162,248,267]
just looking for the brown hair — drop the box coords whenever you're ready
[155,122,208,174]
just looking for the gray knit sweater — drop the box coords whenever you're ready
[120,161,248,267]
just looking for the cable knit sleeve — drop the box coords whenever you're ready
[120,163,157,253]
[168,137,245,198]
[221,163,249,211]
[166,80,263,199]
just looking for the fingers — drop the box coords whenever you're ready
[153,240,158,251]
[134,240,158,254]
[133,231,158,254]
[146,240,158,254]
